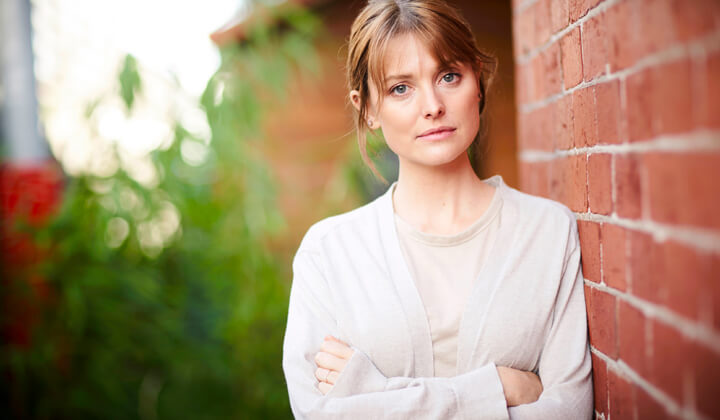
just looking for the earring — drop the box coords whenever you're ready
[367,118,374,128]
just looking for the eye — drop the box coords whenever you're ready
[442,73,460,83]
[391,84,408,95]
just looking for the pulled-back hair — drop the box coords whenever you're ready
[346,0,497,181]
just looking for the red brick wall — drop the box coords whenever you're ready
[512,0,720,418]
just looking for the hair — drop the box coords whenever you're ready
[346,0,498,182]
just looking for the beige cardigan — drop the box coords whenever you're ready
[282,175,593,419]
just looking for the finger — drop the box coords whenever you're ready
[315,351,347,372]
[315,367,330,382]
[326,335,349,346]
[321,338,354,360]
[318,381,333,395]
[325,370,340,385]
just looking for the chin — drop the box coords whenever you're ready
[411,148,470,168]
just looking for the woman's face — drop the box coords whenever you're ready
[352,33,481,170]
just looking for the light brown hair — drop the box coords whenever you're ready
[346,0,497,181]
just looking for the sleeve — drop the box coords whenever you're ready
[507,219,594,420]
[282,249,509,420]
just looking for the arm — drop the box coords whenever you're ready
[282,250,509,420]
[316,337,541,408]
[507,222,594,420]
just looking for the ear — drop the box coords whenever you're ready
[473,61,483,96]
[349,90,362,112]
[351,89,378,129]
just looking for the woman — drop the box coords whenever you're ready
[282,1,593,418]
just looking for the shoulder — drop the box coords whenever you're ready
[501,183,579,247]
[504,186,576,224]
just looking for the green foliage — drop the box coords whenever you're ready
[119,55,141,111]
[344,129,399,201]
[4,6,323,419]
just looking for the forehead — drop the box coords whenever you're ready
[382,32,440,75]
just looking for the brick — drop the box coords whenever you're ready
[627,234,712,322]
[572,86,598,146]
[651,58,694,136]
[644,152,720,230]
[670,0,720,43]
[534,0,552,47]
[638,0,677,57]
[650,320,690,403]
[697,50,720,129]
[601,224,627,291]
[595,79,623,144]
[537,104,557,151]
[659,240,713,322]
[692,339,720,419]
[637,387,674,419]
[587,154,612,215]
[710,52,720,130]
[517,112,531,150]
[581,13,607,82]
[519,105,555,151]
[713,255,720,331]
[519,161,551,198]
[613,154,642,219]
[550,0,569,33]
[514,6,535,57]
[608,369,637,420]
[554,95,574,150]
[578,220,601,283]
[531,54,544,103]
[514,63,529,107]
[560,27,583,89]
[628,230,666,305]
[591,353,609,416]
[587,287,617,358]
[542,43,563,98]
[606,0,642,72]
[569,0,602,22]
[550,154,588,212]
[626,68,654,142]
[619,300,649,377]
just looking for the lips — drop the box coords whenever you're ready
[417,126,456,139]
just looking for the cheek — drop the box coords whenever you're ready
[459,89,481,129]
[379,103,417,139]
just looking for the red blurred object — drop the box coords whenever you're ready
[1,161,64,348]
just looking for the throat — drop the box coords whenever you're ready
[392,179,496,236]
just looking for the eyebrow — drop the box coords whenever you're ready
[384,64,462,85]
[385,73,413,84]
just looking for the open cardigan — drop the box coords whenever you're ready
[282,175,593,419]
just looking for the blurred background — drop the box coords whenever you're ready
[0,0,516,418]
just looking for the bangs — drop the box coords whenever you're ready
[365,3,482,104]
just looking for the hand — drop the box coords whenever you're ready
[314,335,354,395]
[496,366,543,407]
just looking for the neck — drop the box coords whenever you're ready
[392,154,496,235]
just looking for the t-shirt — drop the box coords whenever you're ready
[393,180,502,377]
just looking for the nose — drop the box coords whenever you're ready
[421,86,445,119]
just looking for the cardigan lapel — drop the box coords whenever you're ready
[456,175,515,372]
[376,184,435,378]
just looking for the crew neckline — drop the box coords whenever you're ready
[391,175,504,247]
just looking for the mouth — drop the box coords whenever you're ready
[417,126,457,141]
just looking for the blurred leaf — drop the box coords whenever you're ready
[119,54,141,111]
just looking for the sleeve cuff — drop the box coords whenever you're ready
[451,362,509,420]
[326,347,388,398]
